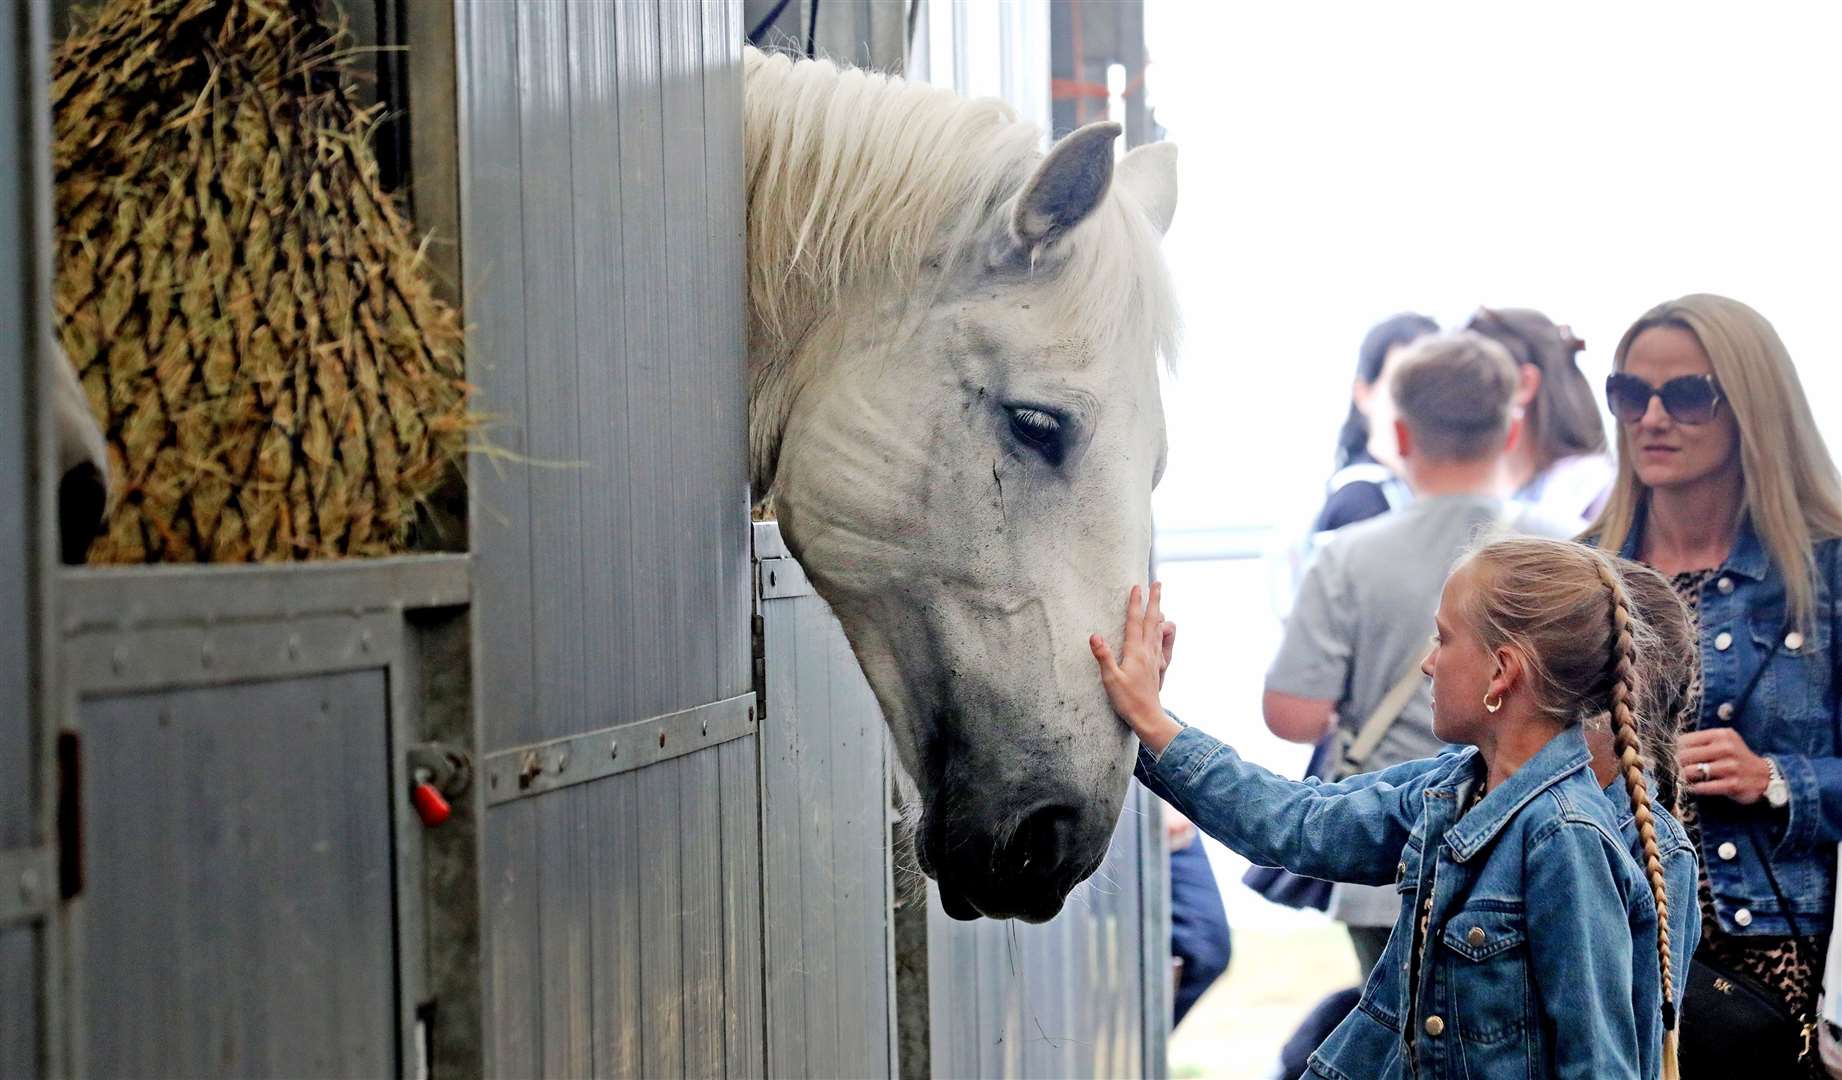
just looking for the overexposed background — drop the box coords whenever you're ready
[1144,3,1842,1076]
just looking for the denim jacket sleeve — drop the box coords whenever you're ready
[1134,724,1447,885]
[1770,539,1842,854]
[1525,820,1642,1080]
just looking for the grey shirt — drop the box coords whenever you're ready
[1266,493,1576,925]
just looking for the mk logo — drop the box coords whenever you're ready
[1712,977,1735,995]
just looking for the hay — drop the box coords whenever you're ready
[53,0,471,562]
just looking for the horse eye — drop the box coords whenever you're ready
[1006,406,1066,465]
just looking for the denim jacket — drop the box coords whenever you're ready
[1619,516,1842,936]
[1139,725,1682,1080]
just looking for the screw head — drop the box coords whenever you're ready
[111,646,127,674]
[18,868,38,905]
[610,739,620,759]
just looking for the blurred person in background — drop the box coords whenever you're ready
[1167,807,1232,1028]
[1313,312,1439,534]
[1591,293,1842,1078]
[1263,331,1577,1074]
[1467,306,1614,527]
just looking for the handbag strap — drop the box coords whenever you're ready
[1340,655,1426,777]
[1339,501,1521,777]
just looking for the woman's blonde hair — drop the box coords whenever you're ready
[1589,294,1842,630]
[1458,536,1679,1076]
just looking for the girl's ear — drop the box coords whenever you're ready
[1491,645,1525,702]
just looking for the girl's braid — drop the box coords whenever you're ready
[1595,557,1679,1080]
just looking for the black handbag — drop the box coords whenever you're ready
[1679,628,1823,1074]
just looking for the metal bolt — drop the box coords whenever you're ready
[658,731,667,749]
[287,635,302,660]
[19,867,38,905]
[769,571,777,588]
[702,718,709,736]
[359,630,374,654]
[519,751,543,789]
[551,750,570,774]
[610,740,620,760]
[747,706,755,724]
[200,642,214,668]
[111,646,126,674]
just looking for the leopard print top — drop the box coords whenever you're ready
[1670,567,1825,1067]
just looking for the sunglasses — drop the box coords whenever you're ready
[1604,372,1725,425]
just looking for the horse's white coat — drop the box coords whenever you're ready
[743,47,1179,920]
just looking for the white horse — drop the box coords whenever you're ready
[744,47,1179,922]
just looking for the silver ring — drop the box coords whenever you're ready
[1697,762,1712,781]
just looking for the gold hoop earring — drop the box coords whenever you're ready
[1483,692,1503,714]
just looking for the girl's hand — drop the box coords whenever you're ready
[1678,728,1772,804]
[1091,583,1183,754]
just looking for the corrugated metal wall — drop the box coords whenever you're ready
[456,0,759,1074]
[77,674,399,1077]
[756,522,898,1078]
[924,782,1170,1078]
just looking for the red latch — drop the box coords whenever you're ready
[411,782,451,828]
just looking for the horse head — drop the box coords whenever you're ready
[746,48,1178,922]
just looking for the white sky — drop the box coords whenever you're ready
[1144,0,1842,535]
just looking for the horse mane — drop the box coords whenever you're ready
[743,46,1178,365]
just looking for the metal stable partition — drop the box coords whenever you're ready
[54,558,471,1077]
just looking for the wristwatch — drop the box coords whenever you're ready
[1764,756,1790,808]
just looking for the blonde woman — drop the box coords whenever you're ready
[1095,538,1691,1079]
[1591,293,1842,1077]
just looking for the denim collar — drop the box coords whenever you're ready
[1618,504,1768,581]
[1442,726,1593,863]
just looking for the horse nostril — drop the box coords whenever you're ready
[1008,802,1079,878]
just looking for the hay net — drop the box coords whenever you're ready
[54,0,470,563]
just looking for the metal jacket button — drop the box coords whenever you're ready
[1717,702,1735,721]
[1424,1015,1445,1037]
[1467,926,1486,947]
[1718,842,1738,861]
[1397,861,1407,881]
[1786,631,1805,651]
[1734,908,1753,927]
[1715,632,1733,652]
[1717,577,1735,594]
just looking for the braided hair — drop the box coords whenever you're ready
[1460,537,1679,1078]
[1592,557,1680,1080]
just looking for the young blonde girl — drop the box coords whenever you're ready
[1095,537,1688,1079]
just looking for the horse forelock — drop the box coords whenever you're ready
[743,46,1179,369]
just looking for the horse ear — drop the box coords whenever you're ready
[1117,141,1178,236]
[1008,121,1122,251]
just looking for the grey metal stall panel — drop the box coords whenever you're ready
[3,1,57,1075]
[462,0,749,754]
[925,781,1170,1079]
[77,673,398,1078]
[0,930,35,1080]
[757,522,897,1079]
[458,0,757,1073]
